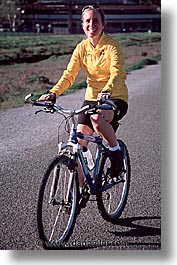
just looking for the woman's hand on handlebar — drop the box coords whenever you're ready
[38,92,56,103]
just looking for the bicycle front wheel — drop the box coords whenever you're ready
[37,155,79,249]
[96,140,130,224]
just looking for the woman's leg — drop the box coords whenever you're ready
[91,109,123,178]
[90,109,117,147]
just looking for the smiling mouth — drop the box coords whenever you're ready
[88,28,97,33]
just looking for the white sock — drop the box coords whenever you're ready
[108,142,121,151]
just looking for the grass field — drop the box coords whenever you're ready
[0,32,161,109]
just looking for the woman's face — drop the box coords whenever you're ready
[82,9,105,44]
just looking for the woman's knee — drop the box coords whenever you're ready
[91,110,113,125]
[90,114,102,129]
[91,114,111,132]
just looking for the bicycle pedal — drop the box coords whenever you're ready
[111,173,125,184]
[79,192,90,208]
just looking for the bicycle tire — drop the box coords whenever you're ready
[96,140,131,224]
[37,154,79,249]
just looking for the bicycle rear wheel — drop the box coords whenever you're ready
[96,140,130,224]
[37,155,79,249]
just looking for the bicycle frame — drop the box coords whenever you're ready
[58,114,108,195]
[58,114,124,196]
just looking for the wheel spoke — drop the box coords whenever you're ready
[49,205,62,241]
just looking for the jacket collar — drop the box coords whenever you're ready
[87,32,106,51]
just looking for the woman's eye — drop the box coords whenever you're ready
[94,19,98,23]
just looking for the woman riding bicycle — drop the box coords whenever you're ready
[39,5,128,187]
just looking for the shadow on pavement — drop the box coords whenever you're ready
[109,215,161,247]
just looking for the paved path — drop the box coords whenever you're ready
[0,63,161,250]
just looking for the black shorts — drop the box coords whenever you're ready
[77,99,128,132]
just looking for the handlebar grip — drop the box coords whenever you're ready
[99,99,117,110]
[33,101,46,107]
[96,104,113,110]
[33,101,54,108]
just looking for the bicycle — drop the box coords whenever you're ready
[25,94,131,249]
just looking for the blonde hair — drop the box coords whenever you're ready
[81,5,105,25]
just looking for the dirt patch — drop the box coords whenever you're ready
[123,41,160,68]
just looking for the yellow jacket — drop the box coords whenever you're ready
[50,33,128,102]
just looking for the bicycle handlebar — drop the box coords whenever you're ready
[24,93,117,116]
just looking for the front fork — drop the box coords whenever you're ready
[48,143,78,205]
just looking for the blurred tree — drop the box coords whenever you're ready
[0,0,37,31]
[0,0,19,31]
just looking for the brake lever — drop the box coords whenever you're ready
[35,109,44,115]
[35,108,55,115]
